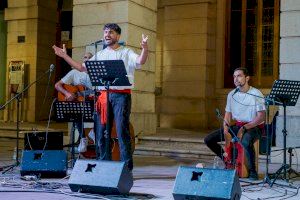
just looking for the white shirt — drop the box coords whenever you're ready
[61,69,92,89]
[88,46,140,90]
[225,86,266,122]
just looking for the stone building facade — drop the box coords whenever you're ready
[0,0,300,150]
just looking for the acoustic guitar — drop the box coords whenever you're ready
[57,84,94,101]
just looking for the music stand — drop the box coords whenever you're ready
[85,60,131,160]
[55,100,94,166]
[268,80,300,186]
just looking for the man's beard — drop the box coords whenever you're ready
[105,39,117,46]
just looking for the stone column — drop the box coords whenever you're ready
[157,0,216,129]
[274,0,300,162]
[4,0,57,122]
[72,0,157,135]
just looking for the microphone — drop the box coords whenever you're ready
[50,64,55,72]
[90,39,104,45]
[231,137,239,143]
[232,87,239,96]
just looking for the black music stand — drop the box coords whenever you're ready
[55,100,94,166]
[85,60,131,160]
[268,80,300,186]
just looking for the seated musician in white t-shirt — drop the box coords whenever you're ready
[55,51,93,153]
[204,67,266,180]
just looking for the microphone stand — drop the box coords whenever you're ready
[89,39,103,61]
[1,65,55,174]
[90,39,103,159]
[215,109,241,143]
[237,89,282,186]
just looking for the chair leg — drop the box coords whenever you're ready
[254,139,260,173]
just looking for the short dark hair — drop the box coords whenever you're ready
[103,23,121,34]
[234,67,249,76]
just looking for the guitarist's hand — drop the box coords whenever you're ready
[65,92,75,101]
[224,131,231,147]
[237,127,244,139]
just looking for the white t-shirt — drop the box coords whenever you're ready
[225,86,266,122]
[88,46,140,90]
[61,69,92,89]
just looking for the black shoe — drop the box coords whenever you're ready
[248,170,258,181]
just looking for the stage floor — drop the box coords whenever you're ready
[1,138,300,199]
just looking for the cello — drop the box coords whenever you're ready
[223,130,259,178]
[223,133,248,178]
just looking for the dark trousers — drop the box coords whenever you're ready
[94,93,133,170]
[204,126,261,172]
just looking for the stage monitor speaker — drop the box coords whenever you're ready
[20,150,67,178]
[68,160,133,195]
[24,131,63,150]
[173,167,241,200]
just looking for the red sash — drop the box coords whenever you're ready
[96,89,131,124]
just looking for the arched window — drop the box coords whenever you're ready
[224,0,280,88]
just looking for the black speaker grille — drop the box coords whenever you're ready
[24,131,63,150]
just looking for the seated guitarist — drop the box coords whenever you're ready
[55,50,93,153]
[204,67,265,180]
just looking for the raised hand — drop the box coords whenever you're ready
[52,44,67,58]
[140,34,148,49]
